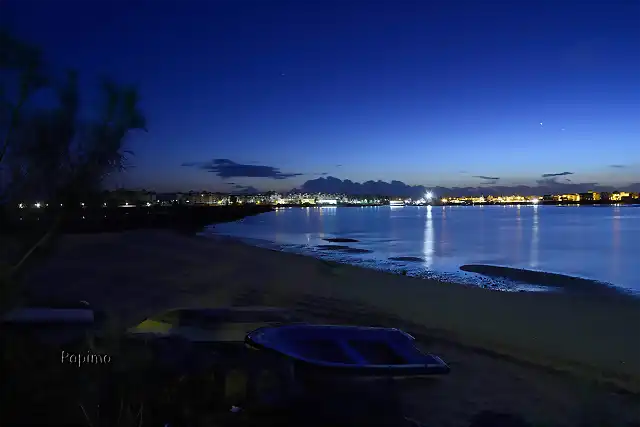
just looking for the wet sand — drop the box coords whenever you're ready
[460,264,625,296]
[19,230,640,427]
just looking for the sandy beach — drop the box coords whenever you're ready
[20,230,640,427]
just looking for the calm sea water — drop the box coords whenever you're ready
[206,205,640,293]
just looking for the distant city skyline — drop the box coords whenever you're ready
[107,172,640,199]
[5,0,639,193]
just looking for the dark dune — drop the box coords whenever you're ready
[459,264,623,296]
[323,238,360,243]
[389,256,424,262]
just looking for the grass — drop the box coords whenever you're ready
[1,328,226,426]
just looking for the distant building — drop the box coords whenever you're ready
[558,193,580,202]
[610,191,631,201]
[188,191,222,205]
[317,199,338,205]
[578,191,601,201]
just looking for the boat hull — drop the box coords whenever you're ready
[245,324,450,379]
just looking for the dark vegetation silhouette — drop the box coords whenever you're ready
[0,27,149,311]
[0,29,270,427]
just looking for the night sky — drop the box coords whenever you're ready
[4,0,639,194]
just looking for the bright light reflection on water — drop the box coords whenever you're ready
[209,205,640,294]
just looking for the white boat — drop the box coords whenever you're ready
[389,200,405,206]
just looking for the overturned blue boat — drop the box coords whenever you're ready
[245,324,450,379]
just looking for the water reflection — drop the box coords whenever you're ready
[320,206,337,216]
[530,204,539,268]
[612,205,621,274]
[423,205,434,268]
[515,205,522,257]
[214,204,640,293]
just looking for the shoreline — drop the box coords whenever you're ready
[16,229,640,425]
[205,229,635,297]
[192,234,640,387]
[21,230,640,395]
[205,234,640,389]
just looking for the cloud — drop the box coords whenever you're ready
[472,175,500,185]
[609,165,626,169]
[182,159,303,180]
[541,171,573,178]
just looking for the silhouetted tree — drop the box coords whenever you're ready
[0,28,49,200]
[0,29,147,313]
[6,72,146,205]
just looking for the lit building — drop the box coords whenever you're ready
[317,199,338,205]
[558,193,580,202]
[610,191,630,201]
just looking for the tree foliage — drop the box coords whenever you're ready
[0,28,147,312]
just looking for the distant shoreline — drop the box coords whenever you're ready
[274,201,640,207]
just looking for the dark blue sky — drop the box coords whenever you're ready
[4,0,639,193]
